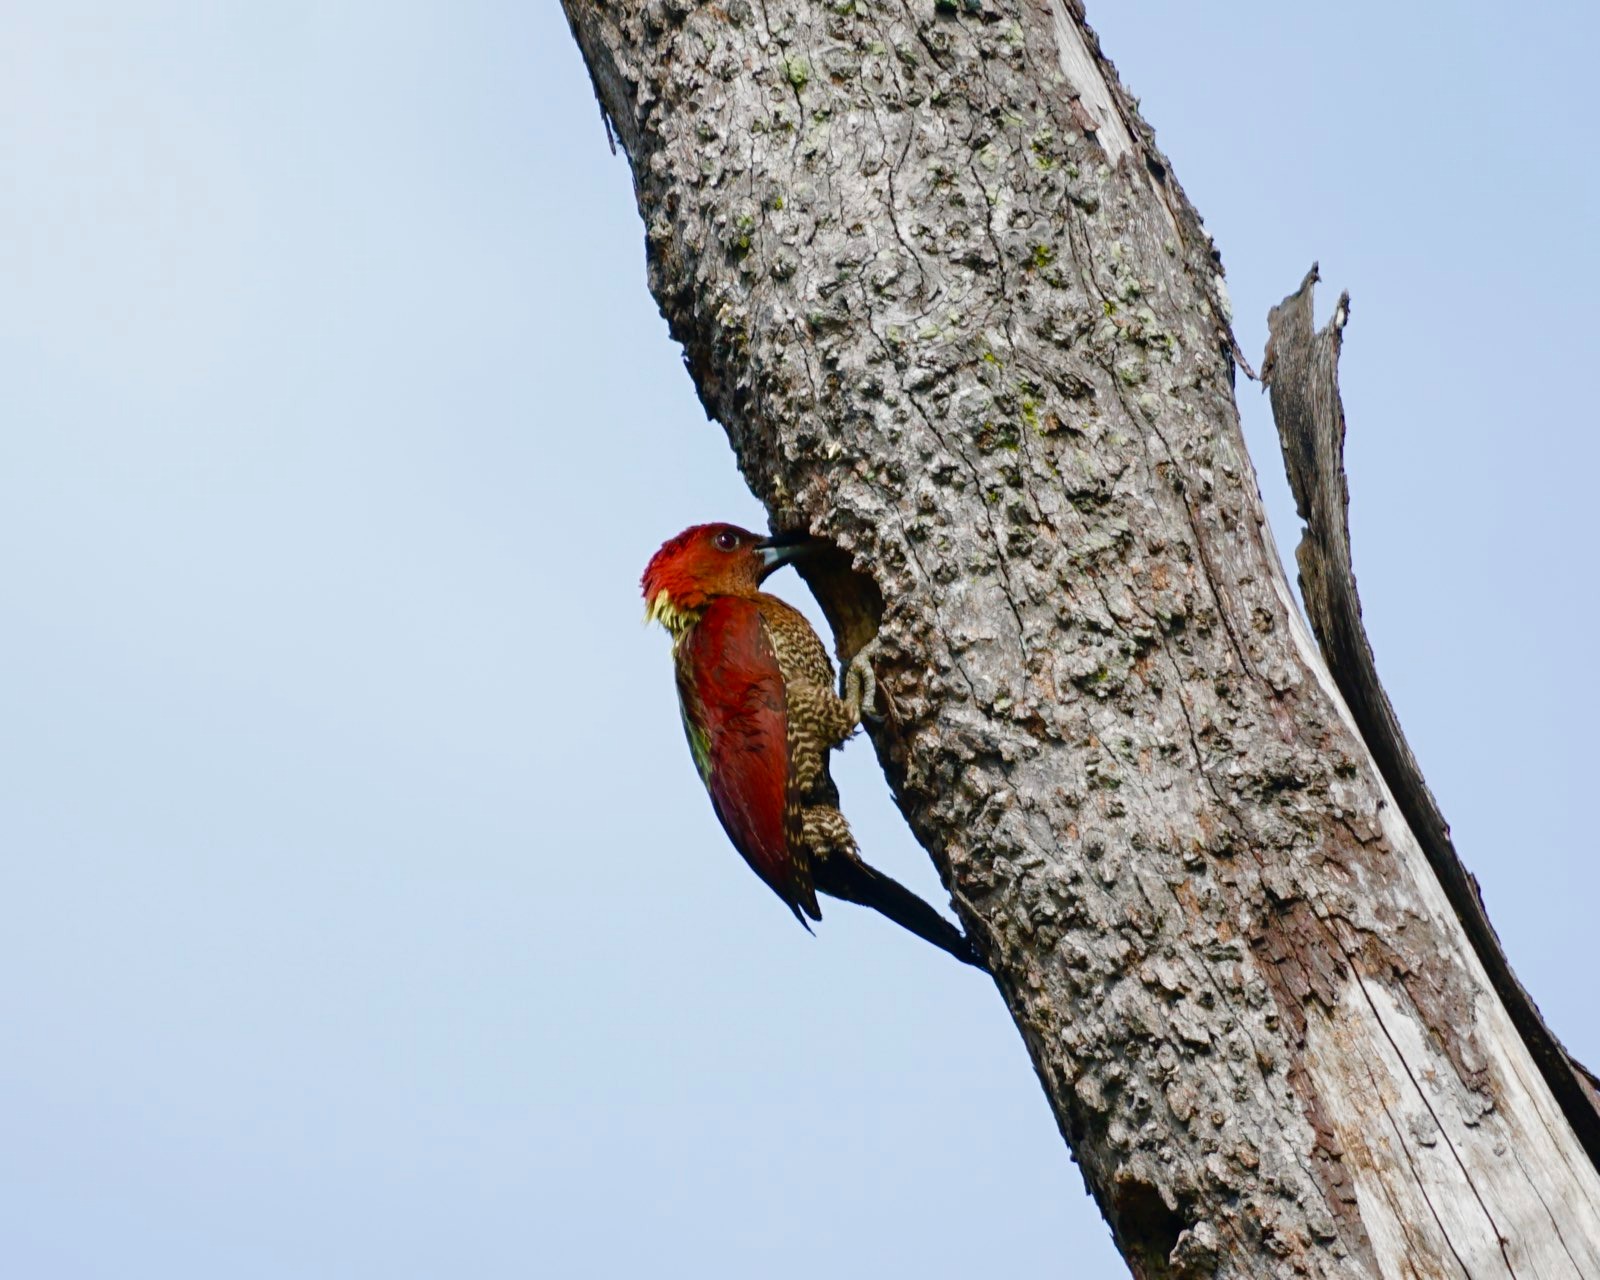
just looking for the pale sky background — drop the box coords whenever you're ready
[2,3,1595,1277]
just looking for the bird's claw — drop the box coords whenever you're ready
[844,637,887,727]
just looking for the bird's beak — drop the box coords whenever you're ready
[755,530,828,581]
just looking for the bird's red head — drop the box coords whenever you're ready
[642,523,816,636]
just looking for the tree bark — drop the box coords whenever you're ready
[561,1,1600,1274]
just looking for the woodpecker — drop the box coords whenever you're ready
[642,523,980,967]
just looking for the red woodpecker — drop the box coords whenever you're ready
[642,523,980,967]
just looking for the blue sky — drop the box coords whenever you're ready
[2,3,1595,1276]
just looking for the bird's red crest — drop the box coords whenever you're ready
[641,523,766,634]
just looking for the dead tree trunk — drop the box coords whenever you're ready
[561,1,1600,1273]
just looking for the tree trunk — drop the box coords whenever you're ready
[560,1,1600,1274]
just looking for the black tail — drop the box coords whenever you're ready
[813,855,984,968]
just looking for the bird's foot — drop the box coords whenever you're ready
[843,636,887,727]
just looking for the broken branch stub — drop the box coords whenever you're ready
[1262,264,1600,1169]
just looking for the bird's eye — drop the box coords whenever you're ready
[714,530,740,551]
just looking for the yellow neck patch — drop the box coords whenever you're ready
[645,590,700,645]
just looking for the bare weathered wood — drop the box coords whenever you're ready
[1262,265,1600,1171]
[563,0,1600,1272]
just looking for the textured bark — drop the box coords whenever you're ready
[562,1,1600,1274]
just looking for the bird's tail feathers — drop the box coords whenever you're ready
[814,857,982,968]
